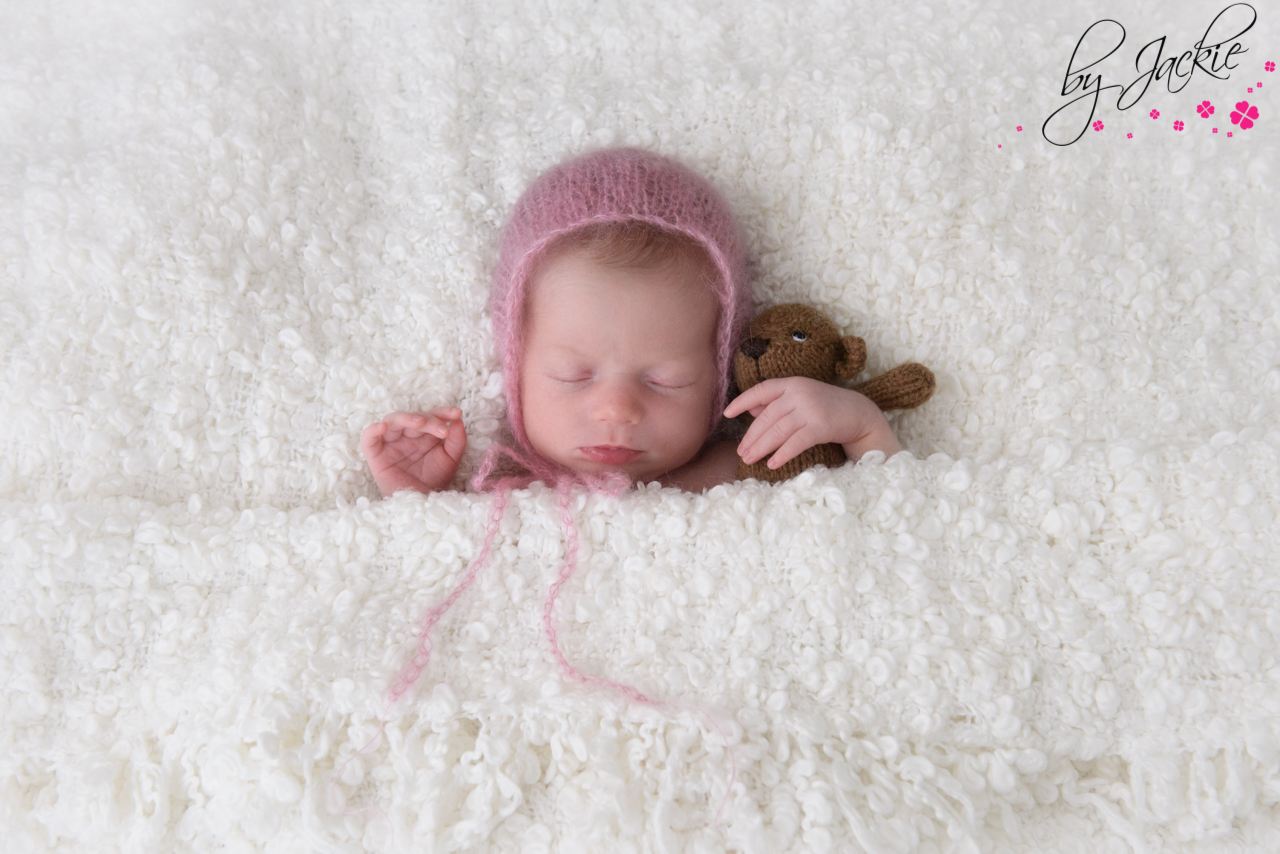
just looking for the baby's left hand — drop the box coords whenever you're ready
[725,376,902,470]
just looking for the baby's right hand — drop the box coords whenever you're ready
[361,407,468,496]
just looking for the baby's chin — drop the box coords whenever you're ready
[549,448,693,485]
[563,457,664,483]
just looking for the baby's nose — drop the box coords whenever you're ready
[592,380,644,424]
[740,337,768,360]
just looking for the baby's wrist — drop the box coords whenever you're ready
[840,407,901,461]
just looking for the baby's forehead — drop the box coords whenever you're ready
[530,245,716,306]
[540,336,714,364]
[528,272,717,360]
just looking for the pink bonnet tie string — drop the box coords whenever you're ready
[370,442,737,823]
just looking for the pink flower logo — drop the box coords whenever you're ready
[1016,126,1023,132]
[1248,87,1254,93]
[1197,100,1214,117]
[1268,61,1276,72]
[1231,101,1260,130]
[1228,131,1233,137]
[1126,132,1133,138]
[1149,109,1160,119]
[1092,120,1104,132]
[1173,120,1184,131]
[1212,127,1218,133]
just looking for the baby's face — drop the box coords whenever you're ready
[521,246,719,483]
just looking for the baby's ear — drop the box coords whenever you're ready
[834,336,867,380]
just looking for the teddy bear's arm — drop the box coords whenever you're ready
[853,363,936,411]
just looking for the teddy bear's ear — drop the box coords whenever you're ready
[834,336,867,380]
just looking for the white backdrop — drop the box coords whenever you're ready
[2,1,1279,851]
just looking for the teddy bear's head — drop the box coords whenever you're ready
[734,303,867,392]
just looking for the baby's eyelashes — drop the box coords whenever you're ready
[550,373,593,385]
[544,364,699,392]
[646,377,693,390]
[551,373,692,391]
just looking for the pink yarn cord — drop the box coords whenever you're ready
[543,486,657,705]
[328,724,391,828]
[385,447,517,706]
[378,442,738,823]
[543,484,738,822]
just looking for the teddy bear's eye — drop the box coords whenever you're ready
[791,330,808,342]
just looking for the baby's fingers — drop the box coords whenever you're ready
[382,410,448,441]
[724,380,784,419]
[764,432,814,470]
[427,406,462,420]
[360,421,389,458]
[741,411,816,470]
[737,402,798,462]
[441,417,467,462]
[424,407,464,441]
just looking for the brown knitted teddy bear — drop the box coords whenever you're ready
[735,303,936,482]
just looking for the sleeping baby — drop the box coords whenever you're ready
[361,146,901,495]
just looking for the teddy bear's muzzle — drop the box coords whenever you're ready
[740,337,768,360]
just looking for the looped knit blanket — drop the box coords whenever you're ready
[2,1,1278,851]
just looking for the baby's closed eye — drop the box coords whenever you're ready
[545,362,593,383]
[645,375,695,390]
[547,362,696,388]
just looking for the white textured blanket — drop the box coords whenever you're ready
[3,0,1279,851]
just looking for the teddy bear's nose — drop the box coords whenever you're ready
[740,337,768,360]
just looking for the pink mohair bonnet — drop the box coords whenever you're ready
[489,146,753,467]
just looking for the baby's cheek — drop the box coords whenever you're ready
[521,377,557,421]
[675,399,716,453]
[521,392,559,446]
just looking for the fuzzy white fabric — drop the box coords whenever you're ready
[3,0,1279,851]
